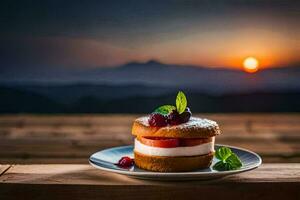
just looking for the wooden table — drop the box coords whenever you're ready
[0,164,299,200]
[0,114,299,163]
[0,114,300,199]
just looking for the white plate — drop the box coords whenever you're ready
[89,144,262,180]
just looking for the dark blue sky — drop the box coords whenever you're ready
[1,0,299,73]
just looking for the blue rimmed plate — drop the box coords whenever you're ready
[89,144,262,180]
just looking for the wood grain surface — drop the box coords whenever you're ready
[0,165,10,176]
[0,114,300,163]
[0,164,299,200]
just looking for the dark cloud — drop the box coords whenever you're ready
[1,0,299,38]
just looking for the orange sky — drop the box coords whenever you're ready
[135,28,299,70]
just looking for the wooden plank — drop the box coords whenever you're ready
[0,164,299,184]
[0,114,299,164]
[1,126,299,142]
[0,140,298,163]
[0,165,10,176]
[1,113,299,128]
[1,114,300,141]
[1,156,299,164]
[0,164,299,200]
[0,137,299,163]
[0,115,298,139]
[0,184,299,200]
[1,114,300,135]
[0,138,296,157]
[0,114,138,127]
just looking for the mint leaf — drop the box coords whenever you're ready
[212,161,226,171]
[215,147,232,161]
[213,161,237,171]
[154,105,176,115]
[226,154,242,169]
[176,91,187,114]
[213,147,243,171]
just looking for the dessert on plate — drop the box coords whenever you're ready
[132,91,221,172]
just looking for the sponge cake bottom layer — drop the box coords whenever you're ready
[134,151,214,172]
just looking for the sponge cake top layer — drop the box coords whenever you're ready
[132,116,221,138]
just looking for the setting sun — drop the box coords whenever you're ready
[243,57,259,73]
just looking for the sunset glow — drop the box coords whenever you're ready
[243,57,259,73]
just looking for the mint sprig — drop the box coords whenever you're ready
[153,91,188,115]
[154,105,176,115]
[176,91,187,114]
[213,147,242,171]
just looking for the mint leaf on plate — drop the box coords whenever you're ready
[154,105,176,115]
[215,146,232,161]
[226,154,242,169]
[213,147,242,171]
[176,91,187,114]
[213,161,231,171]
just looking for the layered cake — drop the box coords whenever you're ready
[131,91,221,172]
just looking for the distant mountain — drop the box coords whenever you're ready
[1,60,300,95]
[1,60,300,113]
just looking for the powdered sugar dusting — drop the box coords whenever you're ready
[135,116,218,129]
[136,116,151,126]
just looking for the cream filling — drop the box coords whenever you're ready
[134,137,215,157]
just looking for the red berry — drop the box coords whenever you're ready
[167,110,182,125]
[148,113,167,127]
[180,107,192,123]
[117,156,134,168]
